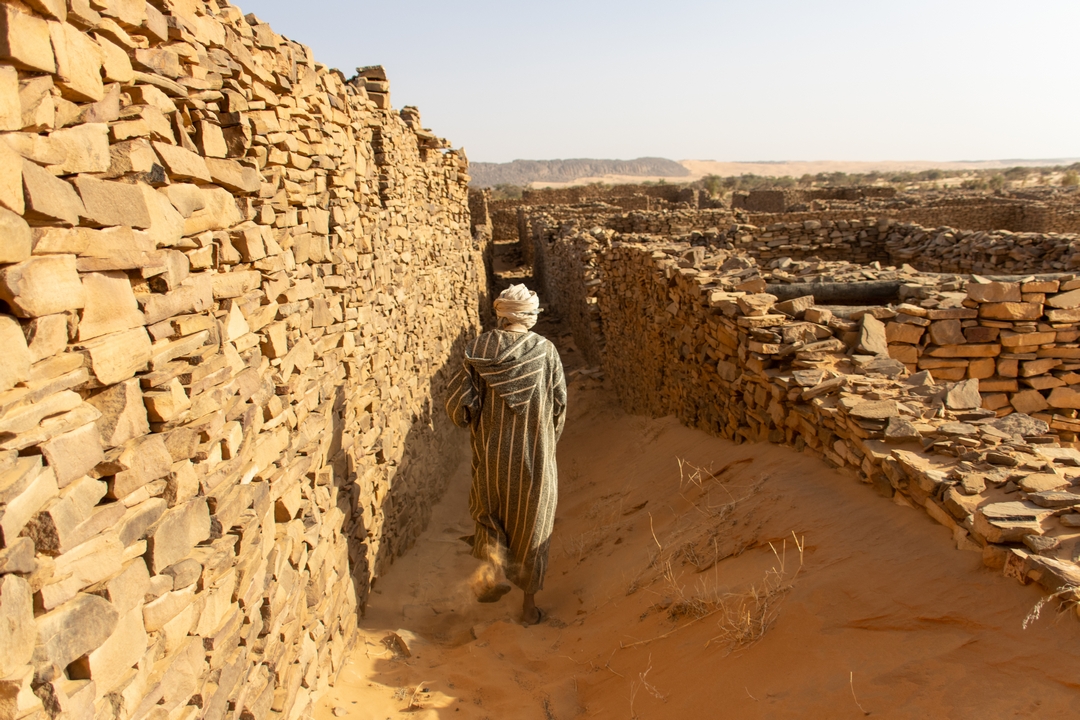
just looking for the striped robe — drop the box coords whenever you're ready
[445,330,567,594]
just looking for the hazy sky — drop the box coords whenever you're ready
[239,0,1080,164]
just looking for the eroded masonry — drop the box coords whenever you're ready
[0,1,487,718]
[479,181,1080,618]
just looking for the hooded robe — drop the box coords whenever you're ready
[445,329,566,594]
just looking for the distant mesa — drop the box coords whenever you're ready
[469,157,689,187]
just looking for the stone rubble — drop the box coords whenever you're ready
[524,204,1080,615]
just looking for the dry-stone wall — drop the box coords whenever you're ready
[528,207,1080,614]
[0,2,483,719]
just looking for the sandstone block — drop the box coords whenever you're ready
[0,5,56,73]
[885,321,923,344]
[74,176,152,228]
[978,302,1042,321]
[1047,288,1080,310]
[0,575,35,678]
[86,379,149,448]
[47,123,110,175]
[736,293,776,317]
[40,421,104,488]
[110,435,172,499]
[0,315,31,392]
[929,319,965,346]
[1048,386,1080,410]
[21,159,84,226]
[945,378,981,410]
[96,35,133,83]
[153,142,211,182]
[1046,307,1080,323]
[183,187,242,235]
[966,280,1020,303]
[0,207,30,265]
[79,327,152,385]
[0,140,23,214]
[141,276,213,324]
[0,465,57,545]
[147,498,210,574]
[924,344,1000,358]
[856,313,888,356]
[49,21,103,102]
[0,254,84,318]
[139,185,185,248]
[76,271,145,342]
[1001,330,1055,348]
[79,605,146,695]
[35,593,118,670]
[142,377,190,423]
[205,158,260,194]
[19,74,54,132]
[0,65,17,131]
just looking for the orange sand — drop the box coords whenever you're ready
[314,370,1080,719]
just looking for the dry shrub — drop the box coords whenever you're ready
[709,534,805,653]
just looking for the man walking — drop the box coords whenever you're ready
[445,284,567,625]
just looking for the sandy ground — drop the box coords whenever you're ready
[526,158,1080,188]
[314,241,1080,719]
[314,369,1080,720]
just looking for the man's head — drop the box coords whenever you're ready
[494,284,541,331]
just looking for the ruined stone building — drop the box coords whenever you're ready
[3,1,1080,719]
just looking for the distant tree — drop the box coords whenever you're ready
[1063,171,1080,187]
[701,174,723,196]
[491,184,524,201]
[988,174,1006,190]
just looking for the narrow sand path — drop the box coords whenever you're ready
[314,365,1080,719]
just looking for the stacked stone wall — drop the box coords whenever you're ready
[530,206,1080,610]
[0,2,482,719]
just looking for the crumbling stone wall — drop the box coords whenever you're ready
[536,220,1080,611]
[0,2,481,719]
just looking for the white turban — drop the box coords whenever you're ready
[494,284,541,330]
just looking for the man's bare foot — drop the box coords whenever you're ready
[522,593,542,625]
[476,582,512,603]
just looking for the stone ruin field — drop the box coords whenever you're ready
[1,0,1080,718]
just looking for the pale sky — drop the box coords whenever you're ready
[238,0,1080,165]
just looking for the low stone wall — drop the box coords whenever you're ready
[534,216,1080,609]
[0,2,481,719]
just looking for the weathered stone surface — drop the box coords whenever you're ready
[73,176,151,228]
[40,421,104,487]
[48,20,103,102]
[78,327,152,385]
[0,254,84,317]
[46,123,109,174]
[146,498,210,573]
[0,314,31,392]
[0,140,23,214]
[0,575,35,678]
[0,206,31,263]
[34,593,118,670]
[152,142,211,182]
[929,319,966,346]
[86,379,149,448]
[0,5,55,73]
[110,435,172,499]
[857,313,888,356]
[966,280,1020,303]
[736,293,777,317]
[849,400,898,420]
[1048,386,1080,410]
[21,160,84,225]
[974,501,1053,543]
[76,270,145,341]
[1011,389,1050,415]
[1019,472,1071,496]
[1046,288,1080,309]
[205,158,260,193]
[945,379,981,410]
[978,302,1042,321]
[81,605,146,694]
